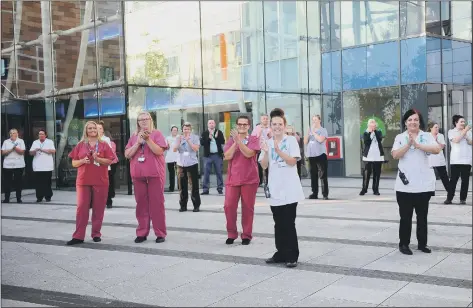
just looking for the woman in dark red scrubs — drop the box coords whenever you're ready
[67,121,115,245]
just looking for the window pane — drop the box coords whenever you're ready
[365,1,399,44]
[307,1,321,92]
[366,41,399,88]
[442,40,472,84]
[400,37,426,84]
[427,84,443,131]
[426,37,441,83]
[320,1,331,51]
[426,1,442,35]
[125,2,202,87]
[342,46,367,90]
[343,87,401,177]
[400,1,425,37]
[266,93,302,133]
[322,92,342,135]
[331,51,341,92]
[201,2,264,91]
[401,84,428,125]
[451,1,472,41]
[322,51,341,93]
[341,1,367,47]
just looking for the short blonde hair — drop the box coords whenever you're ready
[9,128,18,135]
[366,119,377,132]
[80,121,103,143]
[135,111,155,135]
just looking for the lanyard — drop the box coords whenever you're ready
[140,142,145,155]
[10,139,18,146]
[88,142,99,153]
[271,138,287,162]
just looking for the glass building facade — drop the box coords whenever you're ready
[1,1,472,192]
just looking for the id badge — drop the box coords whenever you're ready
[183,152,190,156]
[309,140,314,145]
[138,156,146,163]
[278,161,287,168]
[94,161,100,167]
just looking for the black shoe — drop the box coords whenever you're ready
[323,196,329,200]
[179,208,187,212]
[2,199,10,203]
[308,194,318,200]
[418,246,431,253]
[107,204,113,209]
[93,237,101,242]
[242,239,251,245]
[45,198,51,202]
[373,191,380,196]
[36,199,43,202]
[156,237,165,243]
[168,188,174,192]
[265,257,284,264]
[460,200,466,205]
[201,191,209,195]
[134,236,147,243]
[66,238,84,246]
[226,238,235,245]
[218,190,223,195]
[286,261,298,268]
[359,190,366,196]
[193,208,200,212]
[399,245,413,255]
[444,199,452,205]
[16,199,22,203]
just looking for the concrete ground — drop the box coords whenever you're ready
[1,178,472,307]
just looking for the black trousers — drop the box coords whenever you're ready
[396,191,431,248]
[167,162,176,191]
[361,161,382,193]
[433,165,449,192]
[296,160,302,180]
[178,164,201,209]
[35,171,53,201]
[447,164,471,202]
[3,168,23,200]
[270,202,299,263]
[258,162,268,185]
[309,154,329,197]
[107,163,118,205]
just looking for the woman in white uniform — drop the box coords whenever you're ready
[165,126,179,192]
[1,128,26,203]
[259,108,305,268]
[391,109,441,255]
[360,119,384,196]
[29,129,56,202]
[427,122,449,192]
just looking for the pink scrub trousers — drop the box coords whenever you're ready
[224,184,259,240]
[73,185,108,240]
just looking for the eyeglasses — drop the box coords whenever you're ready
[138,118,151,122]
[236,123,249,127]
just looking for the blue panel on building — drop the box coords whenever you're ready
[145,88,170,111]
[342,46,367,90]
[100,97,125,116]
[84,99,99,118]
[443,40,472,84]
[401,37,426,84]
[426,37,442,83]
[366,41,399,88]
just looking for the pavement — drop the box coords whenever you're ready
[1,177,472,307]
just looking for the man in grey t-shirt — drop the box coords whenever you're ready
[304,115,329,200]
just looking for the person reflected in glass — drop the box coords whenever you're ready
[125,112,168,244]
[445,115,472,205]
[29,129,56,202]
[1,129,26,203]
[304,115,329,200]
[427,122,449,192]
[360,119,384,196]
[201,119,225,195]
[173,122,201,212]
[259,108,305,268]
[165,126,179,192]
[392,109,441,255]
[67,121,115,245]
[223,116,260,245]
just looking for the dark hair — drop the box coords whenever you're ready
[427,122,438,132]
[171,125,178,131]
[402,109,425,130]
[236,115,250,125]
[270,108,287,125]
[97,120,105,127]
[37,128,47,136]
[182,122,192,130]
[452,115,464,127]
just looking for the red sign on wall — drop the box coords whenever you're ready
[326,136,343,159]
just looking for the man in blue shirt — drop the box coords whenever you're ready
[200,120,225,195]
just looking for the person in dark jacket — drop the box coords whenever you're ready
[360,119,384,195]
[200,119,225,195]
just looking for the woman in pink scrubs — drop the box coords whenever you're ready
[67,121,115,245]
[125,111,168,244]
[223,115,260,245]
